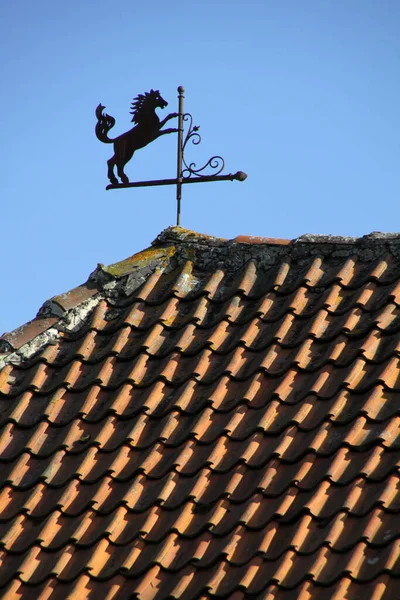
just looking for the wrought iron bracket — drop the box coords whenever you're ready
[181,113,224,179]
[106,171,247,191]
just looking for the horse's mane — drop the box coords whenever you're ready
[130,90,159,124]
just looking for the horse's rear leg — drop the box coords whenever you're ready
[115,142,133,184]
[107,156,118,185]
[117,161,130,185]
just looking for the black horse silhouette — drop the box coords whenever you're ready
[95,90,178,185]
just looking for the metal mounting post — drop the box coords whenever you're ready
[176,86,184,226]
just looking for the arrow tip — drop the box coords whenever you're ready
[234,171,247,182]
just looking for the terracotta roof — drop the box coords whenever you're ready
[1,226,400,599]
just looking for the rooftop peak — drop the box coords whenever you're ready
[2,227,400,366]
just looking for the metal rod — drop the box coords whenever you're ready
[106,171,247,191]
[176,86,184,226]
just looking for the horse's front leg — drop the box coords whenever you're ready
[157,128,178,136]
[159,112,178,129]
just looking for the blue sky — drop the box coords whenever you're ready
[1,1,400,333]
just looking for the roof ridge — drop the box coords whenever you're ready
[155,226,400,247]
[2,226,400,366]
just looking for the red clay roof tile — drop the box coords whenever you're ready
[1,317,59,352]
[1,227,400,598]
[233,235,291,245]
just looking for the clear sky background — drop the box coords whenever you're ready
[1,1,400,333]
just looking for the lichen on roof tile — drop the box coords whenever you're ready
[103,244,176,277]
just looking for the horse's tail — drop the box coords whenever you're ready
[95,104,116,143]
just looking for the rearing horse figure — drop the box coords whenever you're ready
[95,90,178,185]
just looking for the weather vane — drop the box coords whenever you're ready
[95,86,247,225]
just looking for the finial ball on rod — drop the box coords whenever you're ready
[178,86,185,94]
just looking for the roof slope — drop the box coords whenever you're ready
[1,227,400,599]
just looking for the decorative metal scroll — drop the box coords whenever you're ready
[181,113,224,179]
[96,86,247,225]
